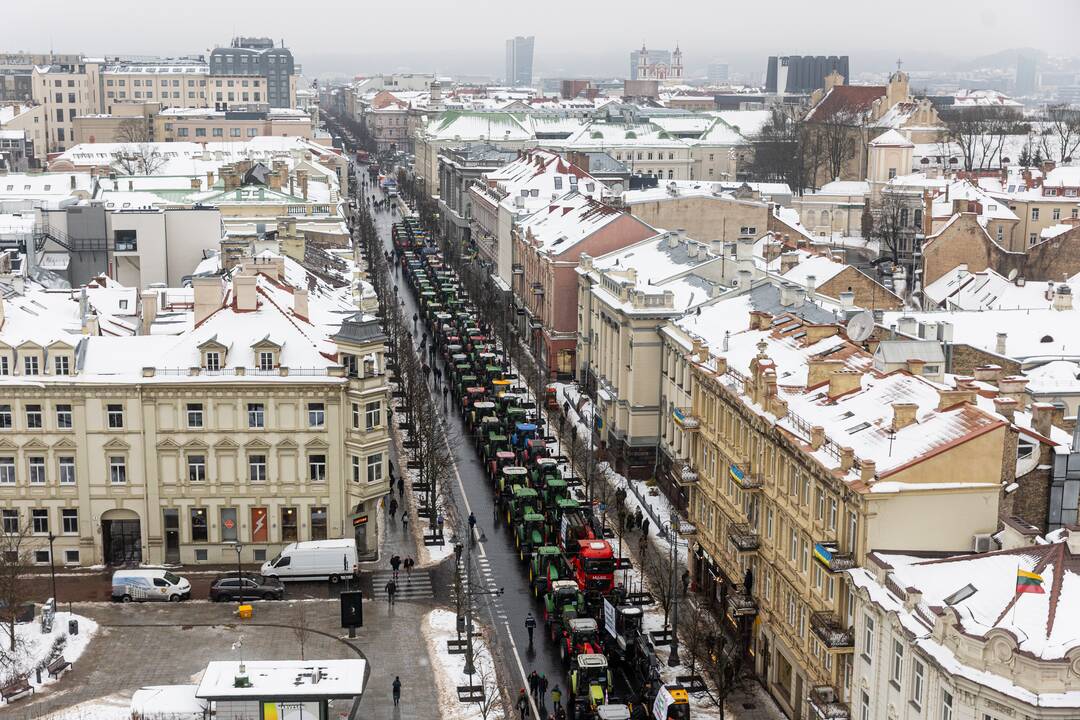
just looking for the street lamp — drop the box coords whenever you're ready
[47,532,57,607]
[667,509,681,667]
[233,543,244,602]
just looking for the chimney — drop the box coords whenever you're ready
[667,232,679,249]
[995,332,1007,355]
[805,274,816,297]
[906,358,926,376]
[1053,285,1073,311]
[998,375,1030,408]
[190,177,201,190]
[687,242,699,259]
[807,358,844,387]
[779,282,805,308]
[860,459,877,484]
[992,396,1018,423]
[293,289,309,320]
[780,251,799,275]
[763,241,782,263]
[206,170,215,188]
[973,364,1002,383]
[234,274,258,311]
[937,388,976,410]
[193,276,224,325]
[891,402,918,430]
[839,446,855,472]
[139,290,158,335]
[828,369,862,399]
[839,290,855,310]
[1032,402,1053,438]
[810,425,825,451]
[297,170,309,200]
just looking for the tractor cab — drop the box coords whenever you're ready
[475,415,500,447]
[562,617,602,666]
[498,466,529,508]
[570,653,611,714]
[597,706,631,720]
[601,598,644,666]
[531,457,561,488]
[531,547,570,595]
[468,400,496,428]
[490,376,513,396]
[512,422,539,450]
[487,450,517,482]
[482,432,509,463]
[651,685,690,720]
[516,511,546,559]
[544,579,585,631]
[523,436,550,463]
[509,485,541,524]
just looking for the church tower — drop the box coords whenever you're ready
[672,44,683,81]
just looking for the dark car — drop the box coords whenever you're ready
[209,572,285,602]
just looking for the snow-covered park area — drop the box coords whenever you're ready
[0,611,98,705]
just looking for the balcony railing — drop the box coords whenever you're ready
[813,542,856,572]
[671,407,700,431]
[810,611,854,651]
[729,464,762,490]
[727,523,760,552]
[726,589,757,617]
[677,465,699,487]
[808,685,850,720]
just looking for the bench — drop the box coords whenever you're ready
[47,656,71,679]
[0,676,34,703]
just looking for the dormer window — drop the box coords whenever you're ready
[54,356,70,375]
[258,351,275,371]
[0,356,8,375]
[204,351,221,371]
[23,356,39,375]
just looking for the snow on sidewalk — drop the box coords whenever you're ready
[0,612,98,705]
[421,609,504,720]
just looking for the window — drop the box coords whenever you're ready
[26,404,42,428]
[59,457,75,485]
[309,454,327,482]
[365,401,381,430]
[114,229,137,252]
[1032,208,1040,220]
[911,658,925,708]
[248,455,267,483]
[860,691,870,720]
[31,509,48,534]
[61,509,78,534]
[248,403,265,428]
[177,128,189,137]
[187,403,204,428]
[941,690,953,720]
[247,128,257,137]
[352,455,361,483]
[195,127,206,137]
[997,225,1004,242]
[54,356,70,375]
[367,453,383,484]
[863,614,875,661]
[220,508,238,542]
[310,507,327,540]
[0,457,14,484]
[65,549,80,564]
[56,404,73,429]
[187,455,206,482]
[213,127,223,137]
[888,167,897,179]
[0,357,8,375]
[258,351,274,371]
[28,457,45,485]
[34,550,50,564]
[554,177,563,190]
[1030,233,1038,246]
[205,352,220,371]
[230,127,241,137]
[109,456,127,484]
[308,403,325,427]
[1053,207,1061,220]
[0,405,9,428]
[351,403,360,429]
[1,509,18,533]
[24,355,39,375]
[281,507,298,542]
[891,639,904,687]
[107,403,124,428]
[190,508,208,542]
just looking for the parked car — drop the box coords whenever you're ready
[260,538,358,583]
[209,572,285,602]
[112,569,191,602]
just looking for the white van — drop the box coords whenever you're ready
[260,539,359,583]
[112,569,191,602]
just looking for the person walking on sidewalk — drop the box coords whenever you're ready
[634,507,643,531]
[388,497,398,521]
[402,512,409,534]
[551,684,562,712]
[385,579,397,606]
[397,476,405,499]
[468,511,477,537]
[404,556,414,580]
[538,673,549,707]
[392,676,402,706]
[390,554,401,580]
[528,670,539,700]
[525,612,537,648]
[517,688,530,719]
[641,517,650,537]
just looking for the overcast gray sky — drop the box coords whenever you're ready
[3,0,1076,79]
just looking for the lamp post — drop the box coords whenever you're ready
[233,543,244,601]
[47,532,57,606]
[667,509,681,667]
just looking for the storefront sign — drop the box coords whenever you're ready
[352,514,369,527]
[250,507,268,543]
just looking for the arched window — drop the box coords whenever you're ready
[900,208,909,226]
[913,209,923,228]
[667,169,674,180]
[821,210,830,226]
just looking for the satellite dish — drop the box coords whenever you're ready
[845,310,874,342]
[1007,268,1019,282]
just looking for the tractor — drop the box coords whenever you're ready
[560,617,603,667]
[567,653,611,719]
[531,546,573,597]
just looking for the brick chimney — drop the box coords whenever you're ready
[139,290,158,335]
[193,276,224,325]
[810,425,825,451]
[807,358,845,387]
[293,289,309,320]
[860,459,876,484]
[234,274,258,311]
[1032,402,1054,438]
[839,446,855,472]
[828,370,862,399]
[780,251,799,275]
[891,402,918,430]
[973,364,1002,383]
[992,396,1018,422]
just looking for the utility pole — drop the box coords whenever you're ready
[667,508,681,667]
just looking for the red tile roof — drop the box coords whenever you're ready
[805,85,885,122]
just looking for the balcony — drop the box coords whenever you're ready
[813,542,856,573]
[727,523,760,552]
[810,611,854,651]
[671,407,700,431]
[730,464,762,490]
[676,465,699,487]
[512,263,524,275]
[726,589,757,618]
[807,685,850,720]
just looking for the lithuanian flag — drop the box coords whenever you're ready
[1016,569,1045,594]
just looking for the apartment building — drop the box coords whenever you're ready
[663,285,1006,719]
[210,37,296,109]
[0,254,390,567]
[154,107,314,143]
[32,60,102,153]
[849,524,1080,720]
[0,103,47,163]
[101,61,213,110]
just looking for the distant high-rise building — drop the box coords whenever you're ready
[707,62,729,85]
[630,48,671,81]
[505,36,535,87]
[210,37,296,108]
[765,55,849,94]
[1016,54,1038,96]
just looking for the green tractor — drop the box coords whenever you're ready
[567,653,611,719]
[497,466,529,514]
[543,578,585,634]
[516,511,546,560]
[508,485,542,526]
[531,545,573,597]
[530,457,561,490]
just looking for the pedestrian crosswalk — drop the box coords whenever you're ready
[371,569,435,601]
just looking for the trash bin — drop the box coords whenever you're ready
[68,618,79,636]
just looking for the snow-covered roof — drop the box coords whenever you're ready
[196,660,367,699]
[518,192,628,255]
[924,267,1080,312]
[1024,360,1080,396]
[474,149,603,217]
[1043,166,1080,189]
[869,128,914,148]
[0,104,36,125]
[815,180,869,196]
[778,254,848,287]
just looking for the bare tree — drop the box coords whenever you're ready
[115,117,151,144]
[469,641,505,720]
[750,105,806,193]
[112,143,166,176]
[0,522,37,652]
[818,105,864,182]
[1040,104,1080,164]
[694,623,747,720]
[291,602,310,660]
[678,603,714,678]
[641,541,675,630]
[873,192,911,266]
[941,107,1018,171]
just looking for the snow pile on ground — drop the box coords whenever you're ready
[422,609,504,720]
[34,693,132,720]
[0,612,98,702]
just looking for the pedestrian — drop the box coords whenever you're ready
[634,507,643,530]
[525,611,537,648]
[390,554,401,579]
[436,512,445,537]
[389,497,398,520]
[638,534,648,556]
[551,684,562,710]
[397,476,405,499]
[405,556,414,579]
[402,512,409,533]
[528,670,539,700]
[393,676,402,706]
[468,511,477,535]
[642,517,650,537]
[538,673,548,706]
[385,579,397,605]
[682,569,691,596]
[517,688,530,719]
